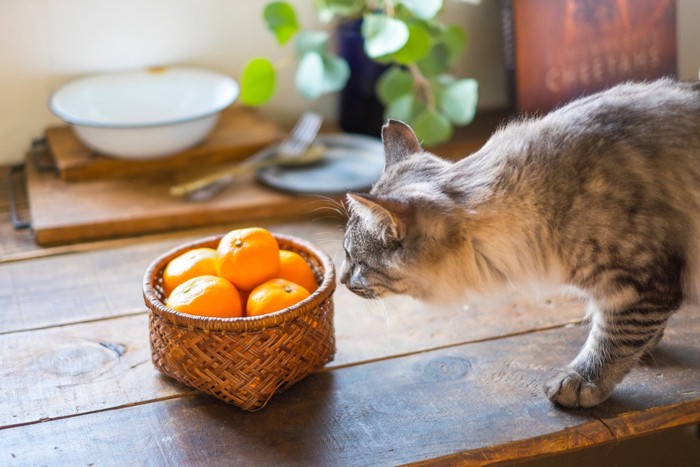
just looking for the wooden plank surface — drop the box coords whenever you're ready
[0,218,584,344]
[25,151,335,245]
[2,225,699,465]
[3,110,700,465]
[0,220,346,332]
[1,110,503,255]
[2,308,698,466]
[0,293,585,428]
[0,314,192,428]
[0,220,586,428]
[45,106,284,181]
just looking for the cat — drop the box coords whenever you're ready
[339,78,700,408]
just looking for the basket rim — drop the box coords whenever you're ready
[143,231,336,332]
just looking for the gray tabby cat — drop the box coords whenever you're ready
[340,78,700,408]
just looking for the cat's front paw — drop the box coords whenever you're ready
[544,370,608,408]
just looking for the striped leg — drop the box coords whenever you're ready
[545,303,673,408]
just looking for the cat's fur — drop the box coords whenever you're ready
[340,78,700,408]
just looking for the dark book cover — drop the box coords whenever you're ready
[502,0,677,115]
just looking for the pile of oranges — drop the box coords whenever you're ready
[162,227,318,318]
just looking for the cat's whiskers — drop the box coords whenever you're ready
[309,206,345,216]
[310,211,349,230]
[310,232,343,248]
[312,237,341,244]
[311,215,346,224]
[308,195,350,219]
[643,347,660,370]
[371,297,392,348]
[380,299,392,347]
[331,248,341,266]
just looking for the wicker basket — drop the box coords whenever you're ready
[143,232,336,411]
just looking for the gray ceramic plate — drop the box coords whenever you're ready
[256,134,384,194]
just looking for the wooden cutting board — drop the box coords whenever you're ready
[25,150,335,246]
[45,106,284,182]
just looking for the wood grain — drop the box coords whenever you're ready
[0,314,194,428]
[0,220,344,332]
[2,111,502,254]
[45,106,284,181]
[0,220,585,349]
[0,221,587,429]
[25,150,338,245]
[0,254,586,427]
[0,295,586,427]
[2,308,698,466]
[3,109,699,465]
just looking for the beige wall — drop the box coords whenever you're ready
[0,0,698,165]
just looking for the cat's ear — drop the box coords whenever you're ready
[346,193,406,242]
[382,119,422,167]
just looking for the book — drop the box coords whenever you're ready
[501,0,677,115]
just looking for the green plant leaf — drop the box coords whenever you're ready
[295,52,325,99]
[384,93,415,123]
[399,0,443,20]
[263,2,299,45]
[362,14,409,58]
[440,78,478,125]
[376,67,413,105]
[294,31,329,55]
[314,0,366,22]
[442,25,467,65]
[413,109,452,146]
[436,74,456,86]
[416,25,466,75]
[240,58,276,106]
[321,53,351,93]
[417,43,450,77]
[295,51,350,99]
[390,23,432,65]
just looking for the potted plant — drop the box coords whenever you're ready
[239,0,479,146]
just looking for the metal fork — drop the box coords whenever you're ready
[170,112,323,201]
[275,112,323,161]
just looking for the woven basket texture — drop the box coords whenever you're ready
[143,232,336,411]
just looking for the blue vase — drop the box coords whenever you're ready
[338,19,388,138]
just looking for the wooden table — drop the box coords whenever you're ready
[2,127,700,465]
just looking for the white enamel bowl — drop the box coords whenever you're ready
[49,67,239,159]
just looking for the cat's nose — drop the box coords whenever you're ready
[346,269,367,291]
[339,260,350,285]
